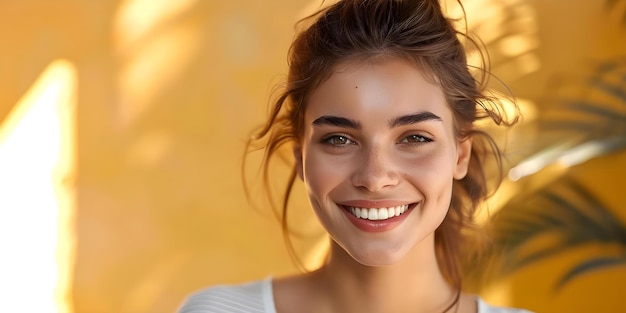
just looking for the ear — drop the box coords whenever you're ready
[293,145,304,180]
[453,137,472,180]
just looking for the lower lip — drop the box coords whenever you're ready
[342,205,415,233]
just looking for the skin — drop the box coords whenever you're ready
[274,57,476,313]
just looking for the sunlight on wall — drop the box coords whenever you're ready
[445,0,541,83]
[298,0,337,18]
[0,60,77,313]
[114,0,196,48]
[508,137,625,182]
[113,0,200,128]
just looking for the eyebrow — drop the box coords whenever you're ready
[389,112,442,127]
[312,115,361,129]
[311,111,442,129]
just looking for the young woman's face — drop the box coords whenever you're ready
[295,57,471,266]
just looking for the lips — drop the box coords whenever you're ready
[347,205,408,221]
[340,202,416,233]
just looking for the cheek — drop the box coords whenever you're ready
[404,149,456,199]
[302,151,347,200]
[301,152,354,230]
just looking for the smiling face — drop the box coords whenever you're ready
[295,57,472,266]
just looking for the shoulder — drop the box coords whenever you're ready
[178,278,275,313]
[477,297,535,313]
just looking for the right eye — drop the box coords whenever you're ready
[322,135,355,146]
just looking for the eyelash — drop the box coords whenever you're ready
[321,134,433,146]
[398,134,433,144]
[322,134,355,146]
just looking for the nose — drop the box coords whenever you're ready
[351,146,399,192]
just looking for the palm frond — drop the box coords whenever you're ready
[547,100,626,125]
[605,0,626,27]
[556,254,626,290]
[590,76,626,100]
[471,2,626,296]
[489,175,626,288]
[508,57,626,180]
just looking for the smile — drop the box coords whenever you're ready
[348,204,409,221]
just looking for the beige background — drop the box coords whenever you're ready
[0,1,624,312]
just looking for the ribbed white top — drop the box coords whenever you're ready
[178,278,533,313]
[179,278,274,313]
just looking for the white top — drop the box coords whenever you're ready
[178,278,533,313]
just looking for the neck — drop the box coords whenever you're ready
[312,235,458,313]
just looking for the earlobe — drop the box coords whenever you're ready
[454,137,472,180]
[294,146,304,180]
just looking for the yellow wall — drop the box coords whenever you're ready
[0,1,624,313]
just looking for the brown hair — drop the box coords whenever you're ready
[245,0,516,292]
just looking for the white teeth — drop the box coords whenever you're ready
[348,205,409,220]
[368,208,378,220]
[378,209,389,219]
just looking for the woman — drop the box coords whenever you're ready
[180,0,532,312]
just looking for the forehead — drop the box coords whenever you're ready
[306,57,451,121]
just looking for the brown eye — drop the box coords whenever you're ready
[400,134,433,144]
[323,135,354,146]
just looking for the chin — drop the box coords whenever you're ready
[346,246,408,267]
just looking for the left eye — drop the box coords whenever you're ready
[323,135,355,146]
[399,134,432,144]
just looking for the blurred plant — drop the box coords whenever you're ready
[606,0,626,27]
[477,56,626,290]
[489,178,626,290]
[510,57,626,180]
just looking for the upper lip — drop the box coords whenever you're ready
[339,199,416,209]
